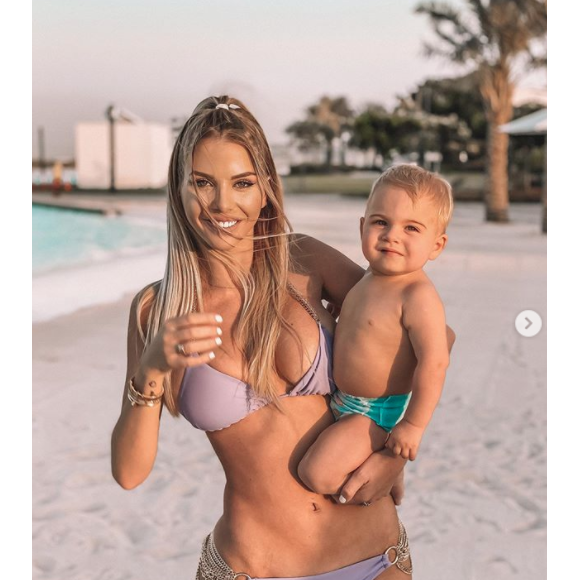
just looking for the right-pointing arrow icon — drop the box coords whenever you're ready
[515,310,542,337]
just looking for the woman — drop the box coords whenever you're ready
[111,96,413,579]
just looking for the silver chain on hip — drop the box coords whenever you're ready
[196,518,412,579]
[393,519,413,575]
[196,532,251,580]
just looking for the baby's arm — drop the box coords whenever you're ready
[386,283,449,460]
[297,413,388,496]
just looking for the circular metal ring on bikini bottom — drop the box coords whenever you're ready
[384,545,399,565]
[233,575,252,580]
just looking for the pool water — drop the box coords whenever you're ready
[32,205,167,274]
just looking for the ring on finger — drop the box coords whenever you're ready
[362,501,372,507]
[175,343,187,356]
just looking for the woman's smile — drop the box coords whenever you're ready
[202,217,242,231]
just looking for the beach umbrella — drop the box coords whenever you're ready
[498,108,547,135]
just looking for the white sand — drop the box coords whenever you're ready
[32,196,546,579]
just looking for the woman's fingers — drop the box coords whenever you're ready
[173,325,222,343]
[171,312,223,330]
[339,449,406,505]
[175,337,222,357]
[156,313,224,370]
[141,313,224,375]
[182,349,217,367]
[338,470,368,504]
[167,346,216,369]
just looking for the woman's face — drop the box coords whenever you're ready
[182,136,267,253]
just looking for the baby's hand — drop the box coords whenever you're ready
[385,420,424,461]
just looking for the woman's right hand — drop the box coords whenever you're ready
[140,312,224,375]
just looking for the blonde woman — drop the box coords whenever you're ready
[111,97,417,579]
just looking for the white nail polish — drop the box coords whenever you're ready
[215,337,222,346]
[215,315,223,323]
[216,327,223,336]
[209,351,215,360]
[338,495,347,504]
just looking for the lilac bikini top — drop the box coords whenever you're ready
[179,287,335,432]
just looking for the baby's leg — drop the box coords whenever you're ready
[297,413,388,496]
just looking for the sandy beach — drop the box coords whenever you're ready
[32,195,546,580]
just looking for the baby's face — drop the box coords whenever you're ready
[360,185,447,277]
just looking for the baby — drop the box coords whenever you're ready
[298,164,452,498]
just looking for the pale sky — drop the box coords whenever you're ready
[32,0,543,160]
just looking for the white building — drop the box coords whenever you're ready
[75,114,173,190]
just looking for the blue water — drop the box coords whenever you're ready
[32,205,166,274]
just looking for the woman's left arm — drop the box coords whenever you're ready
[291,234,364,308]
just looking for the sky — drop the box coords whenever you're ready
[32,0,545,160]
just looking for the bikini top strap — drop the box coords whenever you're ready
[286,281,321,324]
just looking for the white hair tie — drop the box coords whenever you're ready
[215,103,240,110]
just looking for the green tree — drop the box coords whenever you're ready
[413,73,487,141]
[416,0,546,222]
[285,120,328,152]
[351,99,471,169]
[350,105,393,166]
[286,96,354,167]
[393,91,473,166]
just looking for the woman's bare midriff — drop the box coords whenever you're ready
[209,394,401,577]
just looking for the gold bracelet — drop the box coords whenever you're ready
[127,376,164,407]
[127,388,159,408]
[127,388,162,408]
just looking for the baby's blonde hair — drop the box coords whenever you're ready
[369,164,454,232]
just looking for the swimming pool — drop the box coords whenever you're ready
[32,205,167,274]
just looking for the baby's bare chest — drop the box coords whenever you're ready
[333,280,416,396]
[340,279,404,337]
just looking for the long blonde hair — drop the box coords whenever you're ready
[137,96,294,416]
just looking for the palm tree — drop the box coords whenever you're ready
[285,120,327,151]
[307,96,354,167]
[416,0,546,222]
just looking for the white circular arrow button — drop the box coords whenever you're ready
[515,310,542,337]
